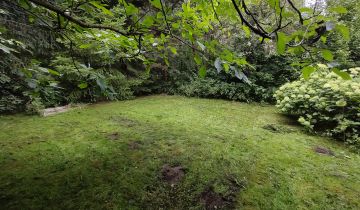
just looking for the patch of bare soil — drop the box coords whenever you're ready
[161,164,185,185]
[314,146,335,156]
[110,116,138,127]
[280,116,301,126]
[200,176,246,210]
[128,141,142,150]
[262,124,295,133]
[200,187,226,210]
[107,132,120,140]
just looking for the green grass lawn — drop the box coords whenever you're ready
[1,95,359,210]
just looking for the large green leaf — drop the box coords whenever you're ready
[78,83,88,89]
[149,0,162,9]
[267,0,279,8]
[335,24,350,41]
[125,3,139,15]
[142,16,155,27]
[301,66,316,79]
[48,69,60,76]
[89,1,113,16]
[276,32,287,55]
[329,6,348,14]
[172,22,180,29]
[321,49,334,61]
[223,63,230,72]
[242,25,251,38]
[198,66,206,78]
[332,68,351,80]
[169,46,177,55]
[194,54,202,65]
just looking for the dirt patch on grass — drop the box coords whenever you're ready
[200,187,226,210]
[314,146,335,156]
[110,116,138,127]
[200,176,246,210]
[262,124,295,133]
[107,132,120,140]
[161,164,185,185]
[128,141,142,150]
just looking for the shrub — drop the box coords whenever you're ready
[0,55,142,114]
[274,67,360,149]
[0,63,24,113]
[166,50,299,103]
[0,94,23,113]
[177,78,253,102]
[173,57,298,103]
[50,56,136,103]
[25,96,45,115]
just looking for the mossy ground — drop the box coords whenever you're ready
[0,95,359,209]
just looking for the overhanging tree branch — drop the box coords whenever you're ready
[26,0,140,37]
[159,0,172,35]
[230,0,271,39]
[241,0,267,34]
[287,0,304,24]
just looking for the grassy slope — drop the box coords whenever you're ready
[0,95,359,210]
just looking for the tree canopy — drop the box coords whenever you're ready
[1,0,354,78]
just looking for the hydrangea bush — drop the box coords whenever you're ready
[275,67,360,149]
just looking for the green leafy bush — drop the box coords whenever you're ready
[141,45,299,103]
[25,96,45,115]
[0,55,143,114]
[166,54,298,103]
[177,77,254,102]
[0,94,23,113]
[0,67,24,113]
[50,56,138,103]
[176,67,297,103]
[275,67,360,149]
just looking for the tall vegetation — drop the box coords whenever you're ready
[1,0,359,114]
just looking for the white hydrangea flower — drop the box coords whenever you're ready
[350,68,359,75]
[323,83,331,88]
[299,86,306,92]
[331,84,339,91]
